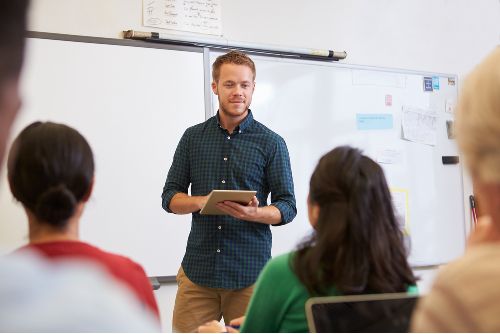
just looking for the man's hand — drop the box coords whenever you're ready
[197,320,227,333]
[215,196,260,221]
[196,319,241,333]
[215,196,282,225]
[228,316,244,331]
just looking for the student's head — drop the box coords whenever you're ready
[455,47,500,223]
[295,146,416,295]
[211,51,256,119]
[0,1,30,171]
[7,122,94,230]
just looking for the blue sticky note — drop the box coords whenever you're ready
[432,76,440,90]
[356,114,393,130]
[423,77,433,91]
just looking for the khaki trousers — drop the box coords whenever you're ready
[172,266,253,333]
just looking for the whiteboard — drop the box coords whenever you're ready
[0,35,205,277]
[210,52,466,266]
[0,35,466,280]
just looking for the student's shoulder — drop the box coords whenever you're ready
[260,252,296,280]
[429,243,500,298]
[86,243,146,274]
[109,253,146,273]
[413,244,500,332]
[441,244,500,276]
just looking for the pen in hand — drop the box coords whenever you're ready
[224,324,240,333]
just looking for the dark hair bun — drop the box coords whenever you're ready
[34,184,77,227]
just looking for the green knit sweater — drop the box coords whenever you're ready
[240,252,418,333]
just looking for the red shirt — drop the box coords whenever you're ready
[21,241,160,320]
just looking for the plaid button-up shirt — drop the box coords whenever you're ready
[162,110,296,289]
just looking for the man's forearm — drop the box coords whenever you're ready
[169,193,207,214]
[252,205,282,225]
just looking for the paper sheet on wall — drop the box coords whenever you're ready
[401,106,438,146]
[391,188,410,236]
[143,0,222,36]
[377,148,403,165]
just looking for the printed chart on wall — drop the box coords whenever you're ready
[209,51,466,267]
[143,0,222,35]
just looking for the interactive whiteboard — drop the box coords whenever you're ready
[211,52,465,266]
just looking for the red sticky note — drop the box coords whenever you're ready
[385,94,392,106]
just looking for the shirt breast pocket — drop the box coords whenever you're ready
[190,146,220,188]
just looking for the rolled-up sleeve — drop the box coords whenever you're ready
[161,129,191,213]
[267,136,296,226]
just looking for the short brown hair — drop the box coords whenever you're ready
[212,51,256,82]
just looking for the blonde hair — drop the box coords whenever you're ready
[455,47,500,183]
[212,51,256,83]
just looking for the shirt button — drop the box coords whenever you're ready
[223,157,228,161]
[218,226,222,230]
[227,136,230,139]
[217,249,221,253]
[221,180,225,184]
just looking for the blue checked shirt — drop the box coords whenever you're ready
[161,110,296,289]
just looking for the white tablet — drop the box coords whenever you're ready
[200,190,257,215]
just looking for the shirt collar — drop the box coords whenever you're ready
[216,109,254,133]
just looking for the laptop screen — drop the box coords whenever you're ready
[306,293,419,333]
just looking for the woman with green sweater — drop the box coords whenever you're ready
[200,146,417,333]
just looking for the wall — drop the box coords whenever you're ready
[29,0,500,76]
[22,0,500,332]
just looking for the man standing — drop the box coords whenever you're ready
[162,51,296,332]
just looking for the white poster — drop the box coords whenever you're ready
[143,0,222,36]
[401,106,438,146]
[377,148,403,165]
